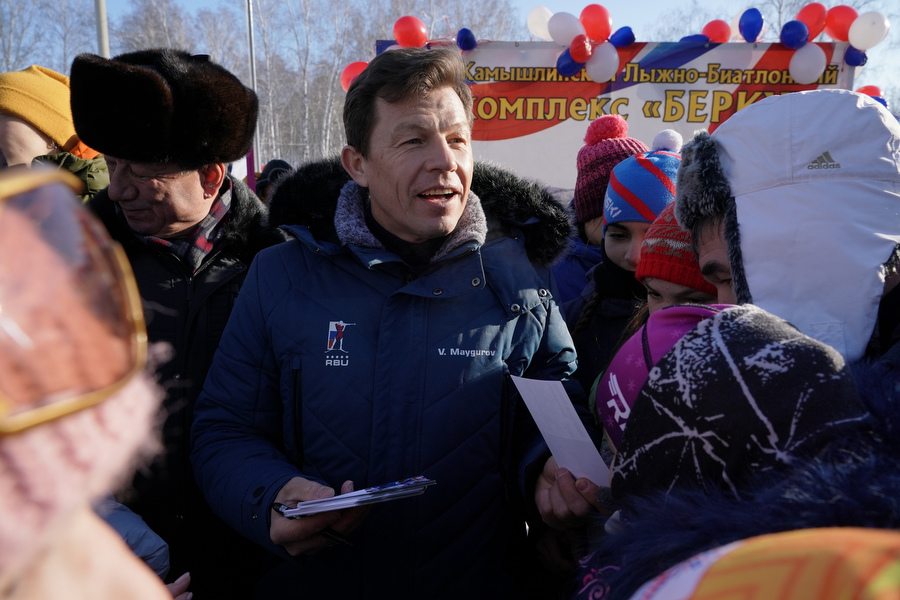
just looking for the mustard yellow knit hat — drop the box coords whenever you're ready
[0,65,77,152]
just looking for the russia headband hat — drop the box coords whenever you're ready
[603,129,683,234]
[676,89,900,361]
[0,65,77,151]
[69,49,258,170]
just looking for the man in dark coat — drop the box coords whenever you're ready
[190,47,603,599]
[69,48,287,596]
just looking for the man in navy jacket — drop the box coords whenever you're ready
[191,47,600,599]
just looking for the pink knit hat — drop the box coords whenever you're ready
[596,304,725,449]
[574,115,648,224]
[635,203,717,296]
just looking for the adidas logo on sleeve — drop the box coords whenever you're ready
[807,151,841,170]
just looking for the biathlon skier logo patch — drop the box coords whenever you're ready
[325,320,354,366]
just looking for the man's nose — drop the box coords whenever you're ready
[107,171,137,202]
[426,139,458,172]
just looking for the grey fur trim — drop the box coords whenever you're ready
[334,180,487,261]
[724,207,751,304]
[675,130,752,303]
[674,131,734,236]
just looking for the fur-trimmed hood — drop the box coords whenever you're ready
[89,174,286,265]
[674,89,900,362]
[594,358,900,600]
[268,156,573,266]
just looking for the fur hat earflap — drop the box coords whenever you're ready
[674,131,733,236]
[70,49,257,170]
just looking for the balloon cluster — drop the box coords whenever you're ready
[337,6,889,97]
[691,4,889,86]
[527,4,633,83]
[779,4,889,84]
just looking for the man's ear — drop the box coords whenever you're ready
[341,145,369,188]
[199,163,227,198]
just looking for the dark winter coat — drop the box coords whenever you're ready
[552,233,606,307]
[570,358,900,600]
[563,253,646,394]
[191,158,591,599]
[88,174,287,592]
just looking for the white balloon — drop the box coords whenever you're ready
[789,42,826,84]
[527,6,554,41]
[848,11,890,51]
[730,13,744,41]
[547,11,585,47]
[585,42,620,83]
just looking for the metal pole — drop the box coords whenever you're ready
[246,0,260,174]
[94,0,110,58]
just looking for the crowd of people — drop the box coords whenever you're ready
[0,43,898,600]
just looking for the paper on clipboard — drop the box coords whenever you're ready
[278,476,436,517]
[512,376,609,485]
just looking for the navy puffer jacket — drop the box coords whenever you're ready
[191,158,591,598]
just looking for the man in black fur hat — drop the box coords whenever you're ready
[69,49,287,597]
[190,47,602,599]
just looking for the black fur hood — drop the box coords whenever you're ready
[592,358,900,600]
[268,156,573,266]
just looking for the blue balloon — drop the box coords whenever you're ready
[871,96,889,109]
[739,8,764,43]
[679,34,710,44]
[556,49,584,78]
[780,20,809,49]
[844,45,868,67]
[456,28,477,51]
[609,26,635,48]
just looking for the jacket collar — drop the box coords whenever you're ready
[269,156,573,267]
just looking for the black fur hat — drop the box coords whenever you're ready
[70,49,257,170]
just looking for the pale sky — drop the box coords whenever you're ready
[103,0,897,94]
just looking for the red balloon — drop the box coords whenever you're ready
[796,3,827,40]
[856,85,883,97]
[702,19,732,43]
[569,34,593,63]
[580,4,612,42]
[394,15,428,47]
[340,61,368,93]
[824,5,857,42]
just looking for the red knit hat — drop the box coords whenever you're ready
[574,115,648,224]
[635,203,717,296]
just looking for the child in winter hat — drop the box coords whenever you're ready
[0,66,77,154]
[574,114,649,229]
[0,65,100,166]
[603,129,682,235]
[564,129,683,395]
[635,203,717,313]
[553,115,650,305]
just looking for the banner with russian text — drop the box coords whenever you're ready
[378,40,855,189]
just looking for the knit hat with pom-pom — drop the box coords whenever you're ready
[603,128,683,234]
[574,115,649,224]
